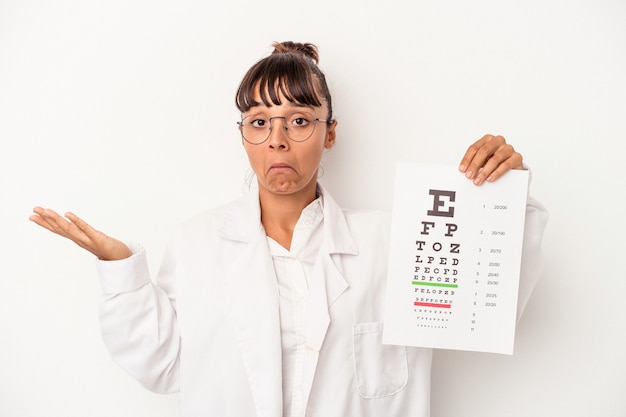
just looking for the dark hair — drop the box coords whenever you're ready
[235,41,333,121]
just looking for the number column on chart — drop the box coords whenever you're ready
[471,202,508,333]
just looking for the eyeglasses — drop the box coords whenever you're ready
[237,112,333,145]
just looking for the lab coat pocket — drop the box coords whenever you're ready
[352,321,408,399]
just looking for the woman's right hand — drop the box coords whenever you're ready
[29,207,132,261]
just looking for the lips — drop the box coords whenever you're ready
[268,162,295,173]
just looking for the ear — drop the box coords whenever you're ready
[324,120,338,149]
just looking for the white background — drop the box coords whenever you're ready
[1,0,624,416]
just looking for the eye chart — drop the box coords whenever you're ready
[382,163,529,354]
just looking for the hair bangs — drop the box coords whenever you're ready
[236,53,324,113]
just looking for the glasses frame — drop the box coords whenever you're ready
[237,112,333,145]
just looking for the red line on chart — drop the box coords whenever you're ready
[414,302,452,309]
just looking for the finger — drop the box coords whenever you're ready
[459,134,505,179]
[458,143,479,175]
[65,212,98,237]
[472,151,509,185]
[44,208,76,235]
[29,211,57,232]
[32,206,61,221]
[64,212,108,250]
[30,207,114,258]
[465,135,506,182]
[473,146,523,185]
[30,207,69,235]
[484,158,517,183]
[484,152,523,183]
[31,208,92,247]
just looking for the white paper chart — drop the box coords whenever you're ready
[382,163,529,354]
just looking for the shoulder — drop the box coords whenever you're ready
[173,197,244,243]
[342,207,391,226]
[319,185,391,246]
[341,208,392,243]
[180,204,231,231]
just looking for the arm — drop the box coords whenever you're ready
[29,208,181,393]
[96,243,181,393]
[516,195,549,319]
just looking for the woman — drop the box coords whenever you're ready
[30,41,548,417]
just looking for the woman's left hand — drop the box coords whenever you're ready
[458,134,524,185]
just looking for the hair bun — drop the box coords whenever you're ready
[271,41,319,64]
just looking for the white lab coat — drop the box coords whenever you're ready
[96,184,548,417]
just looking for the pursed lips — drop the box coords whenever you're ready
[267,163,295,174]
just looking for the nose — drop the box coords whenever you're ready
[267,116,289,149]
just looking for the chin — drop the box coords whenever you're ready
[265,180,298,194]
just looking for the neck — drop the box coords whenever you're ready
[259,181,318,250]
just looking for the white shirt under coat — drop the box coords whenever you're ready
[268,196,323,417]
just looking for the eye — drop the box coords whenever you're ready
[290,115,311,127]
[250,117,268,128]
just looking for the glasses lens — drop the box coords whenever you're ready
[241,115,270,144]
[240,112,317,144]
[285,112,315,142]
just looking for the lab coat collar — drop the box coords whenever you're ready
[218,184,358,417]
[218,183,358,256]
